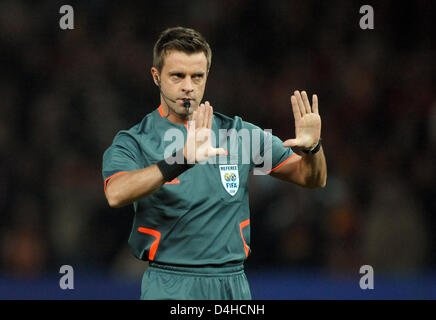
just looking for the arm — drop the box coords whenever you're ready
[105,165,165,208]
[105,102,226,208]
[270,90,327,188]
[269,146,327,188]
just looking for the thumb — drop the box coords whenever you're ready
[283,139,299,148]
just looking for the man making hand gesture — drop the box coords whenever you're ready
[102,27,326,300]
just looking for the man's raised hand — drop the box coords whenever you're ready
[283,90,321,152]
[184,101,227,163]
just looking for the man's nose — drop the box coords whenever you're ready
[181,78,194,93]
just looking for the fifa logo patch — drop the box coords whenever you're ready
[219,165,239,196]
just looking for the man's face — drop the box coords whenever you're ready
[152,50,208,119]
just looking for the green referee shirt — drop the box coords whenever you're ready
[102,105,295,266]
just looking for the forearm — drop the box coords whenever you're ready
[105,165,165,208]
[299,147,327,188]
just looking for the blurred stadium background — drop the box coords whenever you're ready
[0,1,435,299]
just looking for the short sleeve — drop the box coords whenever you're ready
[242,121,295,174]
[263,131,296,173]
[102,132,144,189]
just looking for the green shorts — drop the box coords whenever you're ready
[140,261,252,300]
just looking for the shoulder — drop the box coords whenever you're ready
[115,110,157,139]
[213,111,261,132]
[109,110,156,149]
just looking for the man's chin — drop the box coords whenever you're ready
[172,108,190,120]
[178,105,195,116]
[167,102,195,119]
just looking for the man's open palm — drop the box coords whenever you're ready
[184,102,227,163]
[283,90,321,151]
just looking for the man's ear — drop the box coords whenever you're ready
[151,67,160,87]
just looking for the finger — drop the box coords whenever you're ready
[291,95,301,120]
[202,103,208,128]
[204,102,211,128]
[201,102,209,128]
[283,138,299,148]
[294,90,306,116]
[211,147,227,157]
[197,104,204,129]
[207,105,213,129]
[301,91,312,114]
[189,110,198,130]
[312,94,319,115]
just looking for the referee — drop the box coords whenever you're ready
[102,27,327,300]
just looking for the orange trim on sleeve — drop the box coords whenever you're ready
[239,219,250,257]
[104,171,128,192]
[265,153,297,174]
[158,105,165,118]
[137,227,162,261]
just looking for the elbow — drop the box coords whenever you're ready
[305,182,325,189]
[319,178,327,188]
[316,174,327,189]
[107,197,123,208]
[105,186,124,208]
[304,175,327,189]
[318,174,327,188]
[106,194,122,208]
[313,169,327,189]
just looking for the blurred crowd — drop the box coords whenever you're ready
[0,1,435,279]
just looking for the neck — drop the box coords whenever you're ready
[161,100,189,125]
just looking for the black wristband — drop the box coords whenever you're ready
[302,138,322,154]
[156,149,195,182]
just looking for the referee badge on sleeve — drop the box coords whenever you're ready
[219,165,239,196]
